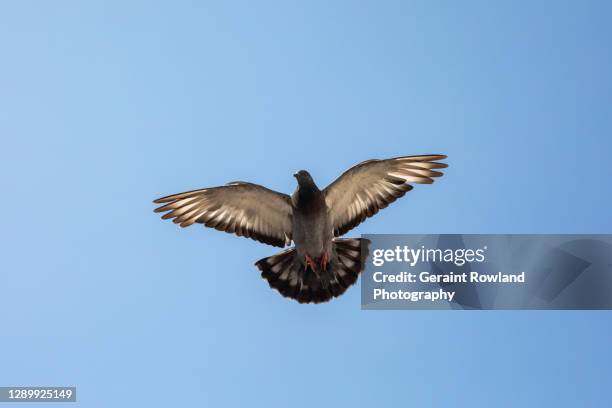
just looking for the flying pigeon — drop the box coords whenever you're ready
[153,155,448,303]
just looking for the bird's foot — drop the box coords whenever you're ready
[304,255,317,271]
[320,253,329,270]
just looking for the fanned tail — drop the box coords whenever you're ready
[255,238,370,304]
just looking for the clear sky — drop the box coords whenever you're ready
[1,1,611,407]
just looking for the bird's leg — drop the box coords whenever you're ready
[304,254,317,272]
[320,252,329,270]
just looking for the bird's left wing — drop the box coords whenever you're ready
[324,155,447,236]
[154,182,293,247]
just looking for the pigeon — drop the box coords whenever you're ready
[153,154,447,303]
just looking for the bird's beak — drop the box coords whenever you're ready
[293,172,298,178]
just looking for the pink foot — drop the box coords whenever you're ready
[305,255,317,271]
[320,253,329,270]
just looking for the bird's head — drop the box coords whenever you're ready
[293,170,315,187]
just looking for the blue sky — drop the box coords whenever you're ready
[1,1,611,407]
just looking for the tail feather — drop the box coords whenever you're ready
[255,238,370,304]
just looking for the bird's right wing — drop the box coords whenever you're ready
[324,155,447,236]
[154,182,293,247]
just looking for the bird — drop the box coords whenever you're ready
[153,154,448,304]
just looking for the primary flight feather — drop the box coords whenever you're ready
[154,154,448,304]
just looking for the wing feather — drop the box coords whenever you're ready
[324,155,447,236]
[154,182,293,247]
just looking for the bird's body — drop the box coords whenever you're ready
[291,171,332,269]
[154,154,448,303]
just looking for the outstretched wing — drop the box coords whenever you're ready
[324,155,447,236]
[153,182,293,247]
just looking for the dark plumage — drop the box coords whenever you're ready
[154,155,448,303]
